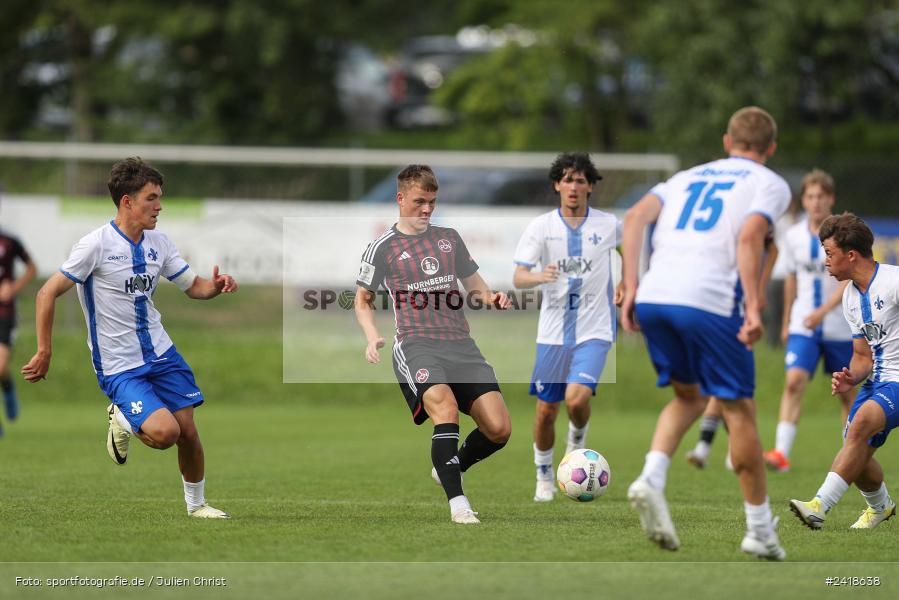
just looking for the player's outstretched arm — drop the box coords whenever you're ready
[0,258,37,303]
[354,286,384,363]
[620,193,662,332]
[185,265,238,300]
[512,264,558,289]
[21,272,75,383]
[736,213,769,348]
[832,338,872,396]
[461,272,511,310]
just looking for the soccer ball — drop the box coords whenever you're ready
[557,449,611,502]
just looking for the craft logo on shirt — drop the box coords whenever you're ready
[437,239,453,253]
[124,274,155,294]
[106,254,129,262]
[420,256,440,276]
[556,257,593,275]
[147,248,158,261]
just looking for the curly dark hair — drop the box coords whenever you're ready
[548,152,602,184]
[819,212,874,258]
[108,157,164,207]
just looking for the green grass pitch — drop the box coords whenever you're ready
[1,283,897,599]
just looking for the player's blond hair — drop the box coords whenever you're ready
[397,164,439,193]
[801,168,835,198]
[727,106,777,154]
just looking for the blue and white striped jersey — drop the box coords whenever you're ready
[514,208,620,345]
[843,263,899,384]
[782,218,851,340]
[60,221,195,376]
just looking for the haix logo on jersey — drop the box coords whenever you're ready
[147,248,158,261]
[863,321,886,343]
[556,257,593,275]
[802,262,827,274]
[124,274,155,294]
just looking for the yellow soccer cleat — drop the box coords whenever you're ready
[850,502,896,529]
[789,497,826,529]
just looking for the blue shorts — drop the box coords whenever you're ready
[96,346,204,433]
[845,381,899,448]
[784,334,852,378]
[529,339,612,403]
[635,303,754,400]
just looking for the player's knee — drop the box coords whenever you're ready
[566,393,590,414]
[485,419,511,444]
[176,422,200,446]
[154,424,181,448]
[535,402,559,426]
[785,378,805,398]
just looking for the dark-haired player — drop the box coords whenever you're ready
[354,164,512,525]
[22,157,237,518]
[513,152,620,502]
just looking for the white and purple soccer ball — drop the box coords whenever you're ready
[556,449,611,502]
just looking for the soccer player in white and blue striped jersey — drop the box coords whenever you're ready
[21,158,238,519]
[620,107,790,560]
[762,170,855,472]
[790,213,898,530]
[513,152,620,502]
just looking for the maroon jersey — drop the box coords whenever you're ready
[0,231,30,319]
[357,225,478,341]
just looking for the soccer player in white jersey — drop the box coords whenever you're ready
[21,158,238,519]
[790,213,898,530]
[619,107,790,559]
[762,170,855,472]
[513,152,620,502]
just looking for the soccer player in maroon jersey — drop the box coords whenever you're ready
[354,164,512,524]
[0,215,37,436]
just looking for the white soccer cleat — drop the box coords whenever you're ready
[740,517,786,561]
[451,508,480,525]
[850,501,896,529]
[534,479,556,502]
[188,504,231,519]
[627,479,680,550]
[685,448,708,469]
[789,497,826,529]
[106,404,130,465]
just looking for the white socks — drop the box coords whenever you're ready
[816,472,849,512]
[744,497,775,539]
[860,482,892,512]
[639,451,671,491]
[449,495,471,515]
[774,421,797,457]
[534,444,554,481]
[183,477,206,513]
[566,422,588,451]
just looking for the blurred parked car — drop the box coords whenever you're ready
[335,44,391,131]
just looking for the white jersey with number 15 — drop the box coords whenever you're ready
[636,156,791,317]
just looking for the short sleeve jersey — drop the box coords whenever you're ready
[513,208,621,345]
[60,221,194,376]
[356,224,478,341]
[636,156,791,317]
[842,263,899,384]
[0,230,31,319]
[782,218,851,340]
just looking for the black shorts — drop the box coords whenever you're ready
[392,335,501,425]
[0,316,16,347]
